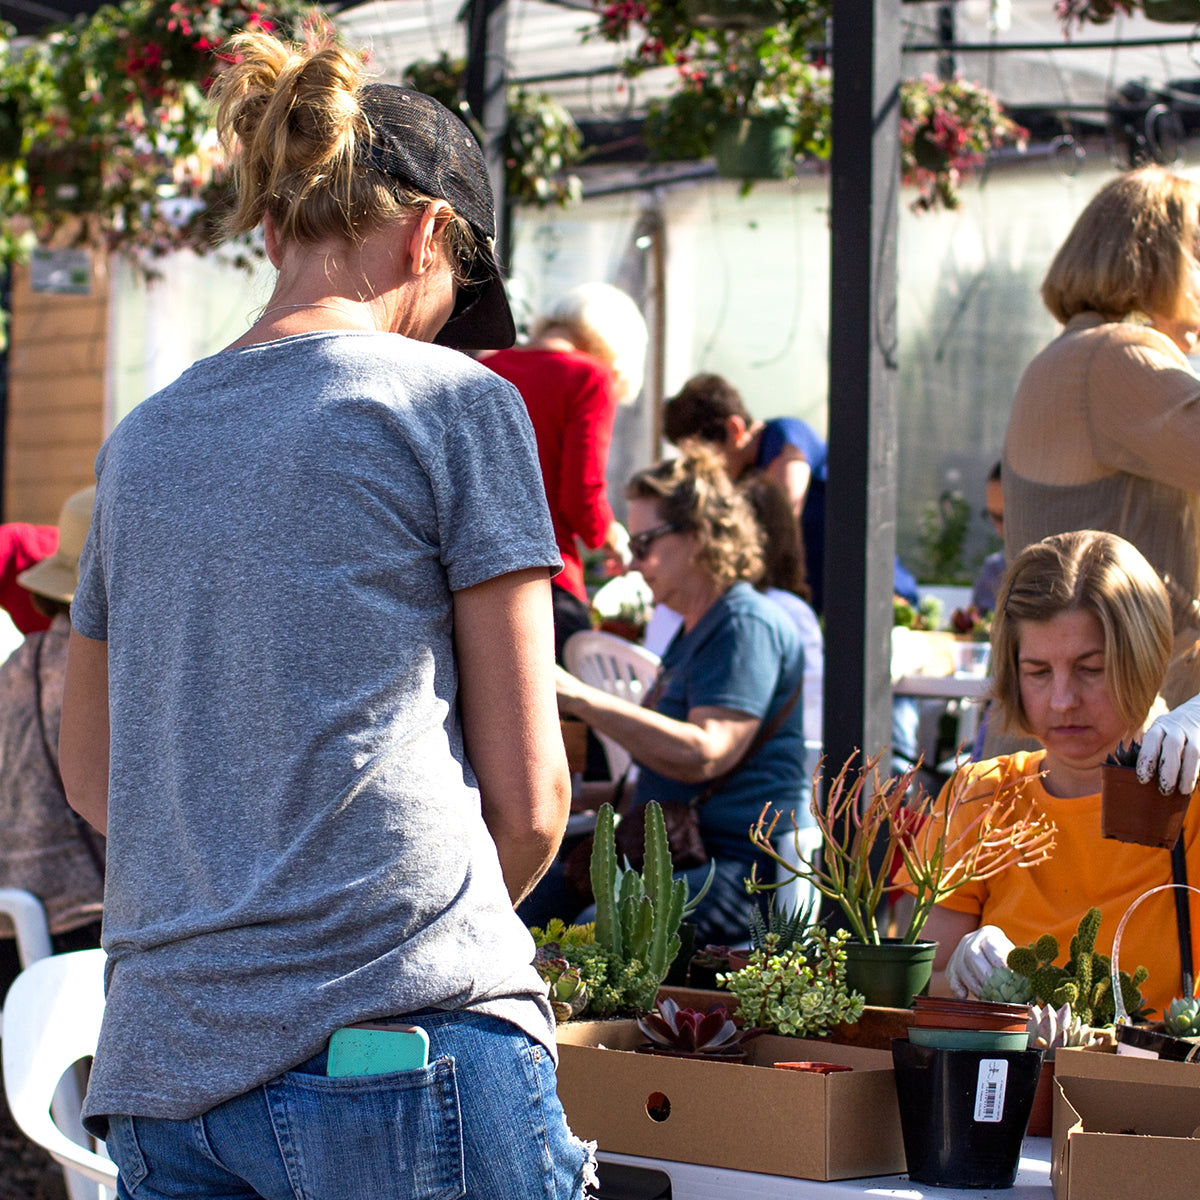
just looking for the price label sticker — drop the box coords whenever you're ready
[974,1058,1009,1123]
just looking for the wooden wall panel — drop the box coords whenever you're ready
[5,251,108,524]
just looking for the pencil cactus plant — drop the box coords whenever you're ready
[1006,907,1152,1027]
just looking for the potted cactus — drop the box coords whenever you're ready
[635,997,762,1060]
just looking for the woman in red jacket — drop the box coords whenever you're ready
[486,283,647,660]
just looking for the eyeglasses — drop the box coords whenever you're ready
[980,508,1004,528]
[629,522,683,560]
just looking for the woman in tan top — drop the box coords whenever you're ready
[1004,167,1200,705]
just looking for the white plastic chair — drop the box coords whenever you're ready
[563,630,661,779]
[3,948,116,1198]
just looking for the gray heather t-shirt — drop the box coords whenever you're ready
[72,332,563,1128]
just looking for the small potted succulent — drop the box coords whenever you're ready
[1115,994,1200,1062]
[636,997,762,1060]
[718,928,865,1038]
[1101,740,1192,849]
[1023,1001,1111,1136]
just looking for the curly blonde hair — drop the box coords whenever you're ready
[209,29,477,279]
[626,442,763,591]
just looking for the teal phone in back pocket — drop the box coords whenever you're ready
[326,1022,430,1077]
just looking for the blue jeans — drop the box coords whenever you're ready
[104,1011,596,1200]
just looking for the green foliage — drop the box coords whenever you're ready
[527,918,596,950]
[719,929,864,1038]
[403,53,582,209]
[1006,908,1152,1027]
[893,595,943,631]
[748,896,815,955]
[915,490,973,585]
[0,0,325,276]
[585,802,713,1015]
[534,948,590,1022]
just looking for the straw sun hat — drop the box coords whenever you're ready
[17,485,96,604]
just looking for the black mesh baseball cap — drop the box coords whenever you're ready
[358,83,516,351]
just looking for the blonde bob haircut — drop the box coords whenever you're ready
[626,442,763,592]
[991,530,1172,737]
[1040,167,1200,325]
[209,28,477,280]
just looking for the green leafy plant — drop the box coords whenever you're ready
[636,997,762,1056]
[893,595,943,631]
[403,52,582,209]
[534,947,590,1023]
[1006,907,1152,1027]
[587,800,714,1014]
[719,929,863,1037]
[749,751,1056,944]
[915,489,973,585]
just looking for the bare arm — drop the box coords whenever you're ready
[556,667,759,783]
[763,446,812,519]
[60,629,110,835]
[922,905,981,997]
[455,568,571,905]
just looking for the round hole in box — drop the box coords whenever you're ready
[645,1091,671,1122]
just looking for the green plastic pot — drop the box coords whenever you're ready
[1142,0,1200,21]
[712,114,795,182]
[843,939,937,1009]
[684,0,782,30]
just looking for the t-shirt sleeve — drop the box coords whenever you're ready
[431,378,563,592]
[70,458,108,641]
[681,612,782,719]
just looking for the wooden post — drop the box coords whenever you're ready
[823,0,902,785]
[464,0,511,268]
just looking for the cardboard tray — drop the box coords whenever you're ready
[1051,1046,1200,1200]
[555,1019,905,1180]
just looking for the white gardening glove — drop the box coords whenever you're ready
[1138,691,1200,796]
[944,925,1015,999]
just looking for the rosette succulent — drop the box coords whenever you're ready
[636,998,761,1058]
[978,965,1034,1005]
[1164,996,1200,1038]
[1026,1002,1108,1058]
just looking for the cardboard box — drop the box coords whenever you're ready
[555,1019,906,1180]
[1051,1046,1200,1200]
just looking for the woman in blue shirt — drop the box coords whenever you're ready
[555,444,807,943]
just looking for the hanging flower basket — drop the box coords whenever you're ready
[683,0,784,32]
[713,112,795,181]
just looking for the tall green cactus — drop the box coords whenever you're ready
[589,801,714,1011]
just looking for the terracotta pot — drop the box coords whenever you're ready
[910,995,1031,1033]
[1026,1058,1055,1138]
[1100,763,1191,849]
[773,1061,853,1074]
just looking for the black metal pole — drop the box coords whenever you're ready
[823,0,902,785]
[465,0,510,269]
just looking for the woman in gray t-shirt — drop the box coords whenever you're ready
[60,28,592,1200]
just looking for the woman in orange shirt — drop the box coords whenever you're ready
[921,530,1200,1017]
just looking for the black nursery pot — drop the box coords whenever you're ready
[891,1039,1044,1189]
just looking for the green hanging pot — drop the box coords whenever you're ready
[712,113,795,183]
[1142,0,1200,20]
[684,0,782,30]
[842,938,937,1009]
